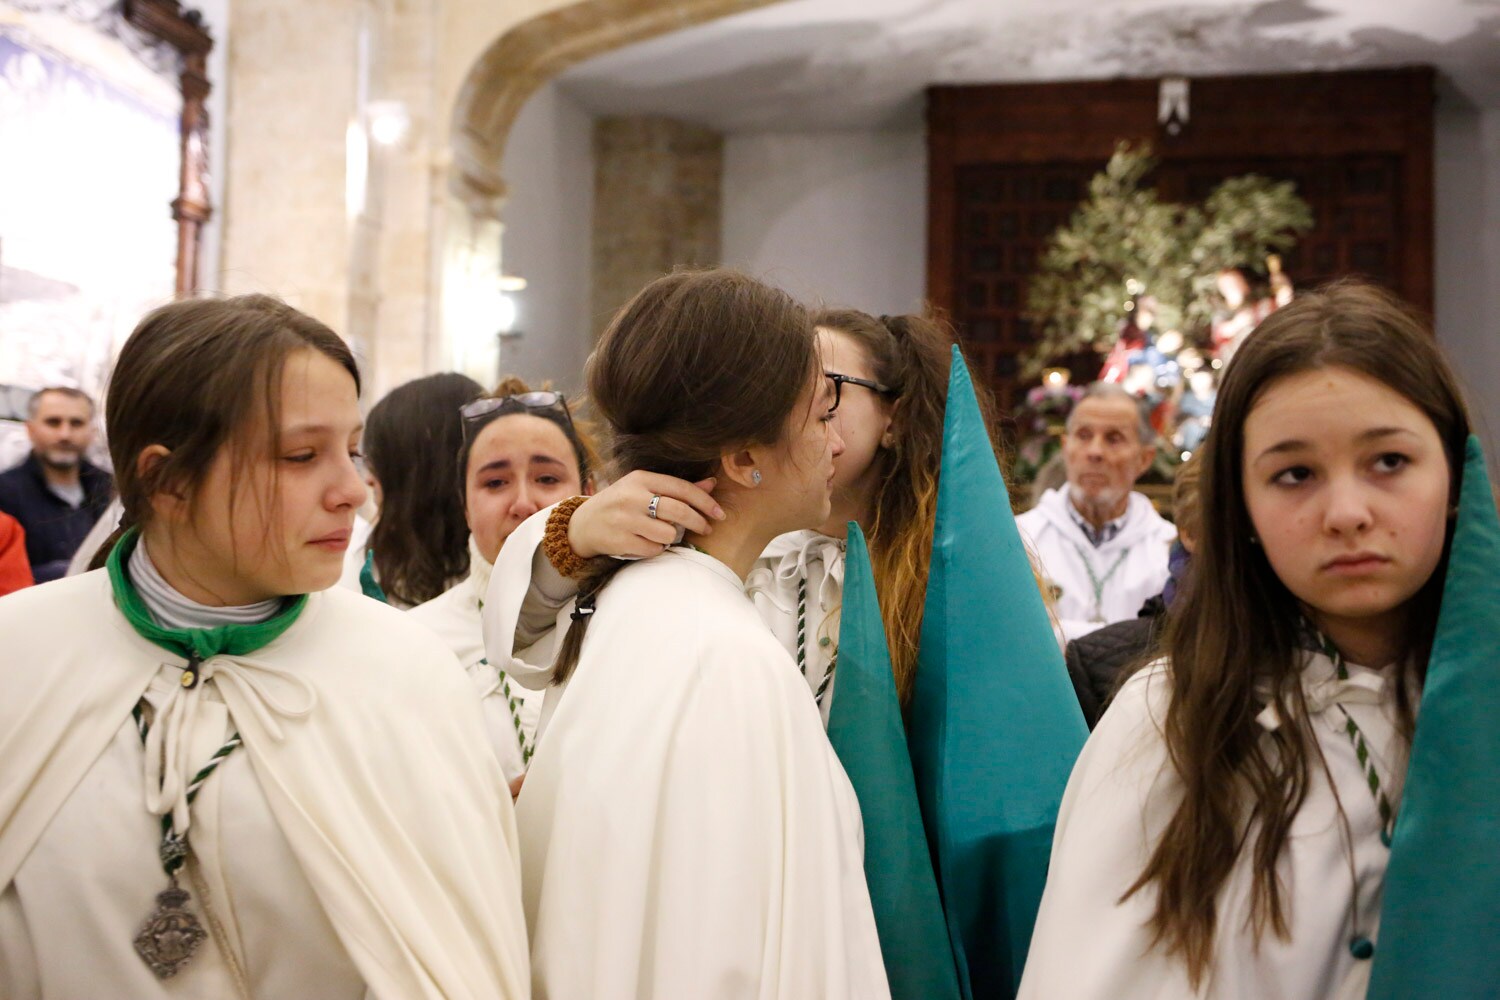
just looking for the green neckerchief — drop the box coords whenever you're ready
[106,526,308,663]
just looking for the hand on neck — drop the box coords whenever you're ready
[1068,487,1130,532]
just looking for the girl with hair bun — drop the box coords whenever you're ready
[0,295,528,999]
[505,305,1000,722]
[486,269,889,998]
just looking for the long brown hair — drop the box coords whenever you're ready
[1129,280,1471,984]
[93,294,359,569]
[811,309,1005,705]
[363,372,484,606]
[552,268,817,684]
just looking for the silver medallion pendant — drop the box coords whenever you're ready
[135,881,207,979]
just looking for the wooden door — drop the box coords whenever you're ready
[927,69,1435,412]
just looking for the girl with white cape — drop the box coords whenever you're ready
[409,376,595,784]
[490,310,1008,729]
[490,270,889,999]
[1019,281,1473,999]
[0,296,529,999]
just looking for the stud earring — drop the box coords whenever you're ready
[751,470,762,486]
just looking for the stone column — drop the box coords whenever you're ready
[591,116,723,334]
[220,0,362,339]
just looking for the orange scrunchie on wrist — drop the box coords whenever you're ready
[543,495,603,579]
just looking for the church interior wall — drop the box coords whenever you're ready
[13,0,1491,439]
[496,79,596,394]
[499,101,1500,439]
[719,129,927,316]
[1433,105,1500,454]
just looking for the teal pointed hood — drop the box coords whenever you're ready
[1370,435,1500,997]
[908,346,1088,998]
[826,523,963,1000]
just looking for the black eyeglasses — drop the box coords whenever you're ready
[825,372,897,413]
[460,391,576,437]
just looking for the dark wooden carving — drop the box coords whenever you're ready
[124,0,214,296]
[927,69,1436,412]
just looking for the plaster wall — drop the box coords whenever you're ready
[219,0,588,398]
[720,129,927,314]
[219,0,363,339]
[494,79,595,392]
[1434,105,1500,461]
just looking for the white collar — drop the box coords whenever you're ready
[466,535,495,607]
[663,544,747,592]
[131,538,283,630]
[746,530,846,614]
[1255,649,1388,731]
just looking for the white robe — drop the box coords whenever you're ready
[409,537,544,782]
[483,515,890,999]
[1016,485,1176,641]
[0,571,530,1000]
[1020,654,1405,1000]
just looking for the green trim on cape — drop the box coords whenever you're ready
[105,526,307,660]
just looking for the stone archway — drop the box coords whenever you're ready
[449,0,779,218]
[437,0,779,382]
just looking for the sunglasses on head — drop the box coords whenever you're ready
[460,391,576,435]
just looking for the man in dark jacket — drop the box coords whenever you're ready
[0,387,113,583]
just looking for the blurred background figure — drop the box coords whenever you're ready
[0,388,112,583]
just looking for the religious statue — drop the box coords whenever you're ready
[1211,260,1294,364]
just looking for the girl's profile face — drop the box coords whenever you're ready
[165,348,367,604]
[818,328,894,497]
[1242,365,1451,654]
[756,363,843,535]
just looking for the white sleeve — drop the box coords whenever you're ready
[482,506,576,691]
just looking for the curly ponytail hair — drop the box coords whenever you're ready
[551,269,817,685]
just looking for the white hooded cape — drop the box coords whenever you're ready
[488,509,847,730]
[410,536,544,782]
[0,571,529,999]
[1020,656,1403,1000]
[482,510,890,999]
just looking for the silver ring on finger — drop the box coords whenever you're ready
[646,494,662,519]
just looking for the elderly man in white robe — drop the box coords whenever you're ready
[1018,382,1177,641]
